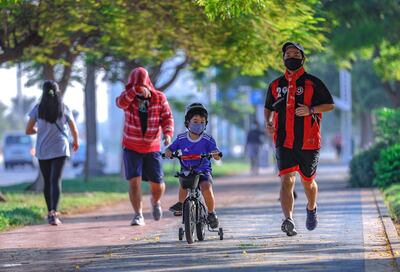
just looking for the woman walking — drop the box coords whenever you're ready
[26,80,79,225]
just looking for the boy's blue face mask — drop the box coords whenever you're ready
[188,122,206,135]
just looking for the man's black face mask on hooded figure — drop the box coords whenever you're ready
[284,58,303,71]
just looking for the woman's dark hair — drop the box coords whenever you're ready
[38,80,63,123]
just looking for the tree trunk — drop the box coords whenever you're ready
[0,192,6,202]
[123,60,140,84]
[84,62,101,180]
[26,170,44,192]
[156,56,189,92]
[383,81,400,108]
[360,110,374,149]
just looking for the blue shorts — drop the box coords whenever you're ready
[123,148,164,183]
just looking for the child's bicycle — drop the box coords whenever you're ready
[162,151,224,244]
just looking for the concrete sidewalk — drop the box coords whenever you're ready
[0,165,399,271]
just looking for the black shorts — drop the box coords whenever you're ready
[275,147,320,182]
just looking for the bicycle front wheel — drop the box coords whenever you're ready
[196,202,206,241]
[183,200,196,244]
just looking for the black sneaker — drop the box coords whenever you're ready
[48,214,61,226]
[169,202,183,216]
[47,215,54,225]
[47,210,62,226]
[281,218,297,236]
[306,207,318,231]
[207,212,219,229]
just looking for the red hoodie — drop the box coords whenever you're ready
[116,67,174,153]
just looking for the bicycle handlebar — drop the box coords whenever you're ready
[161,151,223,160]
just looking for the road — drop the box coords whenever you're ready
[0,155,79,187]
[0,165,399,271]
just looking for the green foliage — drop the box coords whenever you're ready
[0,206,44,232]
[383,184,400,222]
[212,160,250,177]
[373,41,400,81]
[322,0,400,101]
[323,0,400,57]
[373,144,400,188]
[373,108,400,145]
[196,0,266,20]
[349,143,386,187]
[351,61,391,110]
[0,191,126,231]
[1,0,327,78]
[349,108,400,188]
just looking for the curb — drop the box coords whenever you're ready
[373,188,400,270]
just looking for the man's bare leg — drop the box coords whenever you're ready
[280,173,296,219]
[129,177,142,214]
[301,178,318,210]
[149,181,165,220]
[302,177,319,230]
[280,172,298,235]
[149,181,165,204]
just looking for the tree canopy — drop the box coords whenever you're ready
[321,0,400,106]
[1,0,327,84]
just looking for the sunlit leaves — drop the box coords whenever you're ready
[194,0,326,74]
[1,0,327,76]
[374,42,400,81]
[322,0,400,82]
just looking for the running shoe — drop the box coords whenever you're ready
[281,218,297,236]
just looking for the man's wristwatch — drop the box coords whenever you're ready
[310,107,315,115]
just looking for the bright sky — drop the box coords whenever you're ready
[0,66,109,123]
[0,58,208,127]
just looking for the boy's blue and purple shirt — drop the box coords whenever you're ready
[167,131,219,173]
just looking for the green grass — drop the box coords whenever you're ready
[0,160,249,232]
[383,183,400,223]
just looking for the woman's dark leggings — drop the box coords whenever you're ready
[38,156,67,212]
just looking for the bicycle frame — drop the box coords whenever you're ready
[162,151,224,243]
[182,186,207,225]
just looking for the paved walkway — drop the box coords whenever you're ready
[0,165,399,271]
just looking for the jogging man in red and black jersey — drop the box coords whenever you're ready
[264,42,335,236]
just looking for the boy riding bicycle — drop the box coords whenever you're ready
[164,103,221,229]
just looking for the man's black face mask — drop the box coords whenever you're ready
[284,58,303,71]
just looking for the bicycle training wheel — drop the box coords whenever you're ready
[178,227,184,241]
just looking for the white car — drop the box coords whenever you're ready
[2,132,36,169]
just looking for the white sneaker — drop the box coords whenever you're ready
[131,214,145,226]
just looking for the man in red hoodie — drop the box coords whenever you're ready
[116,67,174,226]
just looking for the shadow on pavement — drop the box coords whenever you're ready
[0,239,368,272]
